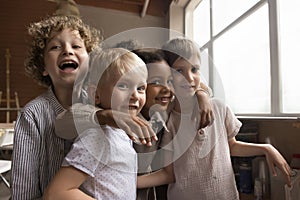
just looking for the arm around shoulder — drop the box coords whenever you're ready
[55,103,101,140]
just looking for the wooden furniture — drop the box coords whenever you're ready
[0,49,20,123]
[0,124,13,188]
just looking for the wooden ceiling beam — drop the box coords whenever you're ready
[75,0,172,17]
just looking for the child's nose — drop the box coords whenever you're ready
[161,81,172,92]
[130,90,139,100]
[185,72,194,82]
[62,44,74,55]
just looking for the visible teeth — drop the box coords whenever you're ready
[59,61,78,70]
[60,61,74,66]
[129,106,137,110]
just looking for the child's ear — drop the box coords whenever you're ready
[87,84,100,105]
[42,70,49,76]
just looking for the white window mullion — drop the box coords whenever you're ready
[268,0,281,116]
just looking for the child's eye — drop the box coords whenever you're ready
[117,83,128,90]
[72,44,82,49]
[191,66,200,73]
[176,69,183,73]
[50,45,61,50]
[167,79,173,85]
[137,85,146,93]
[149,80,161,85]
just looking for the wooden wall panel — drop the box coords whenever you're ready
[0,0,56,122]
[0,0,170,122]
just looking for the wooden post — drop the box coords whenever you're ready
[0,48,19,123]
[15,92,20,112]
[5,49,11,123]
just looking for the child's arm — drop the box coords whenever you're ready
[138,149,175,188]
[137,163,175,189]
[43,166,95,200]
[228,137,292,187]
[96,109,157,145]
[194,82,214,129]
[55,103,157,145]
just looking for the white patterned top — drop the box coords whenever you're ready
[63,125,137,199]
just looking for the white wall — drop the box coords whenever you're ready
[78,5,170,48]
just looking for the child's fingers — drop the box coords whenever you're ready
[131,116,155,146]
[135,117,154,146]
[113,112,157,146]
[282,164,292,187]
[268,162,277,177]
[116,117,145,144]
[198,110,213,129]
[199,113,209,129]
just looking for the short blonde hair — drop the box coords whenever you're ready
[162,38,201,67]
[88,47,147,87]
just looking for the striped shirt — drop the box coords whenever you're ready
[11,87,68,200]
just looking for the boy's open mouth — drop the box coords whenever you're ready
[59,61,78,72]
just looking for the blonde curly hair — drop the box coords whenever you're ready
[25,15,103,87]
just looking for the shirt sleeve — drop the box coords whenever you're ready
[62,128,108,177]
[225,104,242,139]
[55,103,102,140]
[11,110,43,199]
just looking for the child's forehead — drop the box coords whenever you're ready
[147,61,171,76]
[117,64,147,78]
[173,54,201,66]
[109,64,147,83]
[48,28,81,41]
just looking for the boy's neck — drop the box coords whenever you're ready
[53,86,76,109]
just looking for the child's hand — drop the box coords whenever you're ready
[194,89,214,129]
[99,110,158,146]
[264,144,292,187]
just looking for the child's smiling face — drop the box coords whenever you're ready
[172,54,201,98]
[141,60,174,118]
[43,28,89,89]
[98,65,147,117]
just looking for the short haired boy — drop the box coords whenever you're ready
[138,38,292,199]
[43,48,148,199]
[11,15,102,199]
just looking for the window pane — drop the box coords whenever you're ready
[213,5,270,114]
[200,48,210,86]
[212,0,260,35]
[278,0,300,113]
[193,0,210,47]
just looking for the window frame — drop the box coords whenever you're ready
[185,0,299,118]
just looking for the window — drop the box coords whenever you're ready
[186,0,300,117]
[278,0,300,114]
